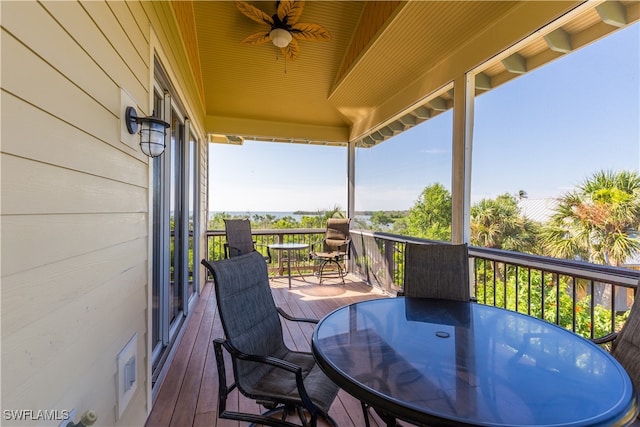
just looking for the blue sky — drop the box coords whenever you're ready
[209,23,639,212]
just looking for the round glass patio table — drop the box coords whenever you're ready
[268,242,309,288]
[312,297,638,427]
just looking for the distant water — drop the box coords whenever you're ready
[209,211,311,222]
[209,211,371,224]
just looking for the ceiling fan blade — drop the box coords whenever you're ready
[235,1,273,26]
[283,39,300,61]
[291,23,331,41]
[240,32,271,45]
[278,0,305,26]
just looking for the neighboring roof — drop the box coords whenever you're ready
[518,198,560,223]
[517,199,640,268]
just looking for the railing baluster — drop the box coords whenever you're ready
[572,276,577,334]
[515,265,520,313]
[502,262,507,309]
[590,280,595,340]
[527,268,532,316]
[554,272,560,326]
[611,285,616,334]
[540,270,546,319]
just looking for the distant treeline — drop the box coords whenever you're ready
[293,210,409,216]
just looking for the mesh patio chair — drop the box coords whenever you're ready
[362,242,471,426]
[593,288,640,422]
[309,218,351,285]
[400,242,471,301]
[223,218,271,263]
[201,252,339,427]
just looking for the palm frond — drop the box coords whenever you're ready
[235,1,273,26]
[240,32,271,46]
[282,38,300,61]
[279,0,305,26]
[291,23,331,41]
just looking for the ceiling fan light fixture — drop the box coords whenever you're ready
[270,28,292,48]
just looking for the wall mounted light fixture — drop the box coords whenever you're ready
[125,106,170,157]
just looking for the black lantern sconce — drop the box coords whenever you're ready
[125,106,170,157]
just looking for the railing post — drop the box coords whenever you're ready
[383,240,396,293]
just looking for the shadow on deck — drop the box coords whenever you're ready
[145,273,389,427]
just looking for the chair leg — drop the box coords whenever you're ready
[361,402,371,427]
[316,258,345,285]
[334,259,345,285]
[317,259,330,285]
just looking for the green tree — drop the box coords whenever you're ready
[541,170,640,266]
[406,183,452,240]
[369,210,407,231]
[470,193,540,253]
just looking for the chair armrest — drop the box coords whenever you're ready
[226,244,243,258]
[215,337,317,411]
[254,242,272,262]
[277,307,318,324]
[223,243,231,259]
[309,238,326,253]
[591,332,618,345]
[218,338,302,373]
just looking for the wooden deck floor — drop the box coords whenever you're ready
[145,274,390,427]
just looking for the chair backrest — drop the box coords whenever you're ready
[403,242,470,301]
[323,218,350,252]
[611,291,640,395]
[202,252,287,391]
[224,219,255,257]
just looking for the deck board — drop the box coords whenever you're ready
[146,274,389,427]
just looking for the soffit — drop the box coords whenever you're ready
[182,1,638,147]
[328,1,520,122]
[193,1,366,143]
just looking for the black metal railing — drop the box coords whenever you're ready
[205,228,326,276]
[349,229,640,340]
[203,228,639,339]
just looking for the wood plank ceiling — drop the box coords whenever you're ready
[174,1,638,148]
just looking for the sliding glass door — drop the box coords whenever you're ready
[150,71,199,387]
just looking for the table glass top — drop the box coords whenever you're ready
[268,242,309,249]
[313,297,637,427]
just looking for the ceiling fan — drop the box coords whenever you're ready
[235,0,331,61]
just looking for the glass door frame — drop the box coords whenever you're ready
[150,65,200,388]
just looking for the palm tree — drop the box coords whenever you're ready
[541,170,640,266]
[470,193,540,253]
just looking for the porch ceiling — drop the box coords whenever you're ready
[176,1,637,147]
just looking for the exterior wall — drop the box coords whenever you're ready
[1,1,204,426]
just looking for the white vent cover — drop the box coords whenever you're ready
[117,333,138,418]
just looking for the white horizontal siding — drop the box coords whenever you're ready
[1,155,148,216]
[39,0,149,108]
[3,258,148,421]
[3,93,148,186]
[2,235,148,335]
[1,212,147,277]
[0,1,156,426]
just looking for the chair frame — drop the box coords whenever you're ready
[223,218,272,262]
[399,242,470,301]
[309,218,351,285]
[201,255,338,427]
[592,287,640,417]
[212,310,326,427]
